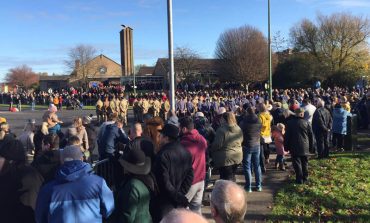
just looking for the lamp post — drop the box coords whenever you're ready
[268,0,273,100]
[167,0,175,111]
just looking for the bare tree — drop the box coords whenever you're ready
[215,25,271,84]
[272,31,288,52]
[64,44,97,88]
[5,65,39,89]
[174,46,201,80]
[290,12,370,74]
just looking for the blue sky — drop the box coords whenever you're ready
[1,0,370,80]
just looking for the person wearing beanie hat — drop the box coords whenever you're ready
[0,139,44,223]
[151,123,194,222]
[35,145,114,223]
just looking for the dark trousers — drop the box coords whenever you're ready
[292,156,308,184]
[262,143,270,160]
[315,131,329,158]
[219,165,238,181]
[260,145,266,172]
[332,133,344,149]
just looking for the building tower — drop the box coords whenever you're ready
[120,26,134,76]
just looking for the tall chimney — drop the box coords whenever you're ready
[120,26,134,76]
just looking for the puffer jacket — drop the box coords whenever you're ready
[35,160,114,223]
[259,112,273,137]
[210,124,243,168]
[332,107,351,135]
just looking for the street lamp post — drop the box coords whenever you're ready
[167,0,175,111]
[268,0,273,100]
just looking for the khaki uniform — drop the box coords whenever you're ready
[161,100,171,120]
[96,99,104,123]
[142,99,150,117]
[153,99,161,117]
[120,98,129,125]
[115,99,121,115]
[109,99,116,115]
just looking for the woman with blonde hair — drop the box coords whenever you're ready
[210,112,243,181]
[65,117,89,155]
[0,122,16,148]
[258,103,273,172]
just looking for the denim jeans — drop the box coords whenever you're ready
[276,154,284,164]
[243,145,262,190]
[185,181,205,215]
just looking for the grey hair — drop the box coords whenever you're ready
[211,180,247,223]
[160,208,208,223]
[316,98,325,108]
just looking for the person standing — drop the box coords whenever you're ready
[210,112,243,181]
[332,103,352,151]
[114,148,156,223]
[179,117,208,214]
[312,98,332,158]
[258,103,273,172]
[285,108,314,184]
[151,124,194,222]
[0,139,44,223]
[35,145,114,223]
[239,107,262,192]
[302,99,316,124]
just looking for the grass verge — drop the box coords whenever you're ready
[0,104,96,110]
[269,152,370,222]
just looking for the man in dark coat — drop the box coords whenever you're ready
[151,124,194,222]
[312,98,332,158]
[0,139,44,223]
[285,108,314,184]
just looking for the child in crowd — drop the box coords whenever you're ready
[272,123,288,170]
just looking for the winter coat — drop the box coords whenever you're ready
[259,112,273,137]
[0,163,44,223]
[239,114,262,148]
[35,160,114,223]
[18,131,35,153]
[31,149,60,183]
[65,126,89,151]
[180,129,208,184]
[332,107,351,135]
[210,123,243,168]
[115,177,154,223]
[152,141,193,218]
[285,116,314,157]
[272,130,287,156]
[84,123,97,152]
[271,108,285,125]
[303,104,317,123]
[98,124,129,158]
[312,107,332,134]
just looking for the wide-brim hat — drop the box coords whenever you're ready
[119,149,151,175]
[159,123,179,139]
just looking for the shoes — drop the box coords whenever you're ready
[265,159,270,164]
[245,188,252,193]
[256,187,262,192]
[275,163,279,170]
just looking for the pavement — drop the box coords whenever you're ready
[0,107,291,223]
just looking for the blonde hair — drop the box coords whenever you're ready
[0,123,9,140]
[73,117,83,133]
[223,112,237,126]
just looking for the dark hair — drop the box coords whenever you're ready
[247,107,255,115]
[43,133,60,149]
[68,135,81,146]
[179,117,194,130]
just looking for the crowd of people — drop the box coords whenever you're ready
[1,85,370,223]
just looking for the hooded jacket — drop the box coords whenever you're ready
[180,129,208,184]
[210,123,243,168]
[35,160,114,223]
[332,107,351,135]
[259,112,273,137]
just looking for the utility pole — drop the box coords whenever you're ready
[167,0,175,110]
[268,0,273,100]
